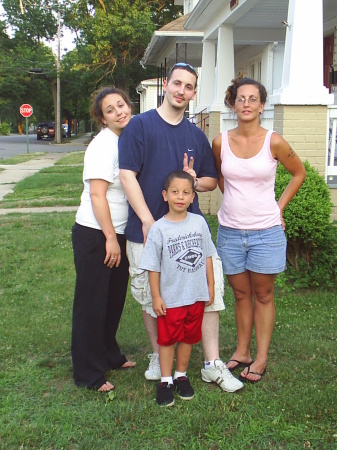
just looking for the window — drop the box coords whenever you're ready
[257,61,262,81]
[249,56,262,81]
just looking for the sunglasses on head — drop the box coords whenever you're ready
[169,62,197,77]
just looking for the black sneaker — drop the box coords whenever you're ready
[156,382,175,407]
[173,376,194,400]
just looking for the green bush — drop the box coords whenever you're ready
[275,161,337,290]
[0,121,11,135]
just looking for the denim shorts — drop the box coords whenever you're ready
[217,225,287,275]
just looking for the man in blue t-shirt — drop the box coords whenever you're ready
[119,63,243,393]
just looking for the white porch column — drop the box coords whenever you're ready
[270,0,333,105]
[198,39,216,111]
[212,25,235,110]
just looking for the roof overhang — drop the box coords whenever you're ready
[136,79,158,93]
[140,30,204,68]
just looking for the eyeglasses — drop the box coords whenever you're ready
[235,96,259,104]
[169,62,198,77]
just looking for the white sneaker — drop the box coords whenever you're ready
[144,353,161,380]
[201,359,244,392]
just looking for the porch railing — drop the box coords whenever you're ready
[327,105,337,184]
[188,108,209,133]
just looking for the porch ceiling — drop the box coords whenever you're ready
[186,0,337,38]
[141,0,337,68]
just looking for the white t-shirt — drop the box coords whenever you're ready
[75,127,128,234]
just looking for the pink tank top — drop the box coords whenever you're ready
[217,130,282,230]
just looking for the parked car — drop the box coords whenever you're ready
[62,123,70,137]
[36,122,55,140]
[36,122,67,140]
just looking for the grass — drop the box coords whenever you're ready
[0,152,84,209]
[0,153,336,449]
[55,151,84,166]
[0,152,46,165]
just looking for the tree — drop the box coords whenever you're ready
[60,47,97,132]
[0,22,55,129]
[3,0,59,41]
[1,0,65,129]
[148,0,183,28]
[62,1,182,110]
[64,1,157,89]
[1,0,183,128]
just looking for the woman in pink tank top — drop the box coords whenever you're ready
[212,76,306,383]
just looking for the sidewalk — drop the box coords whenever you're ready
[0,139,87,215]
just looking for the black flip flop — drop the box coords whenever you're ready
[226,359,253,372]
[239,367,266,384]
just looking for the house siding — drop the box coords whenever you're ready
[273,105,327,176]
[197,110,222,216]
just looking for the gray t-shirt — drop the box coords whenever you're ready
[139,212,216,308]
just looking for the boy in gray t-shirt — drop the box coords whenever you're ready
[140,170,216,407]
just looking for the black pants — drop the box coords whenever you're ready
[71,223,129,388]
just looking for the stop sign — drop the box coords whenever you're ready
[20,104,33,118]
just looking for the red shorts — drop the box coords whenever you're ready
[157,301,205,346]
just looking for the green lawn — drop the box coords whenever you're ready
[0,154,336,449]
[0,152,84,209]
[0,152,46,165]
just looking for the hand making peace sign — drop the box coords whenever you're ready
[183,153,196,180]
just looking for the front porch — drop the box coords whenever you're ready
[139,0,337,220]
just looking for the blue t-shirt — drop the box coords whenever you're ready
[118,109,217,243]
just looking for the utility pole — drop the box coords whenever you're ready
[55,6,61,144]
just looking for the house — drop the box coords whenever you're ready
[137,79,158,112]
[139,0,337,220]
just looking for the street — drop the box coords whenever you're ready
[0,133,88,160]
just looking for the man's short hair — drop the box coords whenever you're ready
[166,63,198,88]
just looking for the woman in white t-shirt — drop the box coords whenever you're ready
[71,87,135,392]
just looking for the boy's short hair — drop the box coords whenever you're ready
[164,170,194,191]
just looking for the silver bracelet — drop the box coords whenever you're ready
[194,178,199,190]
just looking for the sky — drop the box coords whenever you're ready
[48,27,77,56]
[0,4,76,57]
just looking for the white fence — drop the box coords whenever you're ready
[221,105,274,132]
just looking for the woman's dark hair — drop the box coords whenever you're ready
[90,87,132,128]
[164,170,194,191]
[225,75,267,108]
